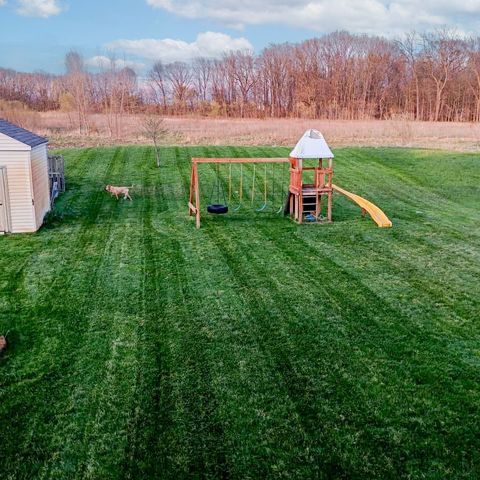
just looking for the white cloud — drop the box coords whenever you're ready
[16,0,62,18]
[0,1,6,7]
[106,31,253,63]
[85,56,146,72]
[146,0,480,36]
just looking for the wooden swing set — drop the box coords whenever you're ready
[188,156,333,228]
[189,158,286,228]
[189,129,392,229]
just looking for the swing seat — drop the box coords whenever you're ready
[207,204,229,214]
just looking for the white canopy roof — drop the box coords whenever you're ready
[289,129,334,159]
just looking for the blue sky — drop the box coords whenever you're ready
[0,0,479,74]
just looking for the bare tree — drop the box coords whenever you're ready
[64,50,90,134]
[97,56,138,138]
[257,44,291,117]
[397,32,423,119]
[225,51,256,117]
[149,61,168,112]
[65,51,84,75]
[422,30,468,121]
[192,57,212,102]
[140,115,167,167]
[165,62,192,113]
[467,38,480,121]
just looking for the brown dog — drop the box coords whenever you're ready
[105,185,133,201]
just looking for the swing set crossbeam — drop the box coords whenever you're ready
[189,157,289,228]
[191,158,290,164]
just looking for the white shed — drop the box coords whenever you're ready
[0,119,50,234]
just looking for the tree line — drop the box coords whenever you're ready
[2,29,480,134]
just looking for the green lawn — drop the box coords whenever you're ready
[1,145,479,479]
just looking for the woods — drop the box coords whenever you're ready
[1,30,480,129]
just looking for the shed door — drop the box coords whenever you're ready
[0,167,11,234]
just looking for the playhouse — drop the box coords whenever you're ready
[286,129,335,223]
[0,119,50,233]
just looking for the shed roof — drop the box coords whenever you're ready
[290,129,334,159]
[0,119,48,148]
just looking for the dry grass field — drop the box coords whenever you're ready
[37,112,480,151]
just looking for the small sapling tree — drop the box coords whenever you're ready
[141,115,167,167]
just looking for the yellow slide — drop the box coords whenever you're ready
[332,184,392,228]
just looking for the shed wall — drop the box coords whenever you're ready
[0,149,36,232]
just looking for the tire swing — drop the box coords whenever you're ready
[207,164,228,215]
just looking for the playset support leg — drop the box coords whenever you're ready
[298,193,303,224]
[188,162,201,228]
[327,192,332,222]
[327,158,333,222]
[194,163,201,228]
[189,166,195,216]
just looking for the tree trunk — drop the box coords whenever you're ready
[414,74,420,121]
[154,141,160,167]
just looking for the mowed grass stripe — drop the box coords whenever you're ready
[170,150,316,478]
[32,147,137,478]
[78,149,150,478]
[123,146,229,478]
[157,156,227,478]
[121,148,182,478]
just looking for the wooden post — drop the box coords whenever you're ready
[328,158,333,188]
[315,159,321,219]
[319,158,325,189]
[194,162,201,228]
[298,191,303,224]
[326,192,332,222]
[327,158,333,222]
[189,164,195,216]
